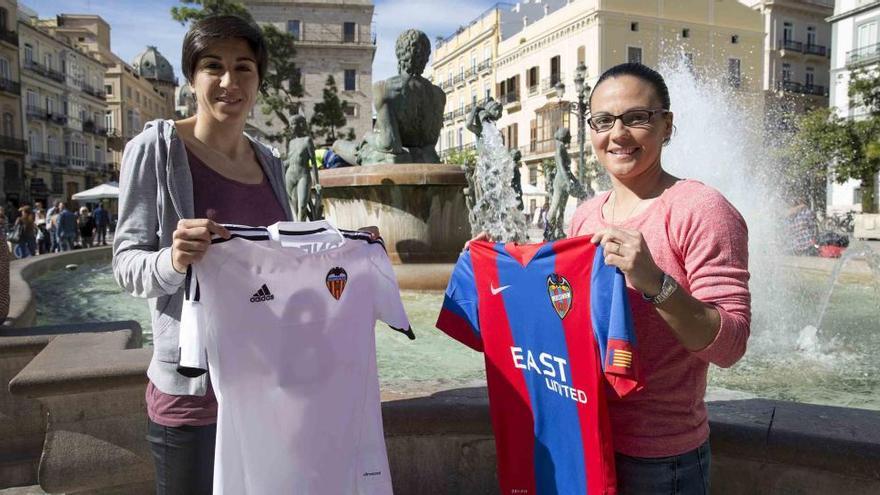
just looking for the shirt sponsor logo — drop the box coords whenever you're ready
[511,346,588,404]
[547,273,572,319]
[326,267,348,300]
[250,284,274,303]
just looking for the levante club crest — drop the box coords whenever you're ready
[547,273,573,319]
[326,267,348,300]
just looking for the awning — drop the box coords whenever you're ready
[71,182,119,201]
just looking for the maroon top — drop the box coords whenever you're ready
[147,147,288,427]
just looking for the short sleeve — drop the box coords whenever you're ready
[590,245,641,397]
[435,250,483,352]
[369,245,415,340]
[177,266,208,377]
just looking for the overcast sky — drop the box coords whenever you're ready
[26,0,500,83]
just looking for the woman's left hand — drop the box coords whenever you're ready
[591,227,665,296]
[358,225,380,241]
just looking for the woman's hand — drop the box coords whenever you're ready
[591,227,664,296]
[171,219,231,273]
[464,231,491,251]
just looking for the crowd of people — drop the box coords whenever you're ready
[1,201,112,258]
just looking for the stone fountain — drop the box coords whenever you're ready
[327,30,469,276]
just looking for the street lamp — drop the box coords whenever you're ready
[573,63,591,188]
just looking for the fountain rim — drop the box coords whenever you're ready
[319,163,467,187]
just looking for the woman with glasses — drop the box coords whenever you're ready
[570,63,751,494]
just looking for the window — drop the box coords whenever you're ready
[471,56,477,72]
[51,173,62,193]
[47,134,57,156]
[577,46,585,65]
[343,102,356,117]
[529,165,538,186]
[627,47,642,64]
[807,25,817,47]
[682,28,690,39]
[24,44,33,64]
[343,22,356,43]
[104,84,112,95]
[782,62,791,82]
[783,22,793,43]
[105,110,114,131]
[287,20,301,40]
[631,22,639,32]
[46,96,55,115]
[0,57,8,79]
[44,53,53,70]
[728,58,741,88]
[26,90,38,109]
[550,55,561,85]
[484,84,490,100]
[805,66,815,87]
[484,46,491,62]
[0,8,7,31]
[731,35,739,44]
[344,69,356,91]
[857,22,877,49]
[2,112,13,137]
[29,129,41,153]
[527,66,539,92]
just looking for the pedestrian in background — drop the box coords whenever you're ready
[78,206,95,248]
[56,203,77,252]
[12,205,36,259]
[94,202,110,246]
[46,201,61,253]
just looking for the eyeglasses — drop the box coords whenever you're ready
[587,109,669,132]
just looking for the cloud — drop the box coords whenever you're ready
[372,0,498,81]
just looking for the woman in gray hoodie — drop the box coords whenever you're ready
[113,15,375,494]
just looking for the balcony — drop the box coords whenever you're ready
[0,29,17,46]
[540,74,565,94]
[26,105,48,121]
[440,80,453,92]
[32,152,66,168]
[443,111,454,122]
[23,60,66,84]
[0,135,26,154]
[776,80,827,97]
[477,59,492,73]
[847,43,880,68]
[0,76,20,95]
[804,43,828,57]
[86,161,107,173]
[81,83,106,100]
[779,39,803,53]
[453,73,466,86]
[500,91,519,106]
[527,84,539,97]
[83,120,108,136]
[50,113,68,126]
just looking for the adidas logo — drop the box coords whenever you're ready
[250,284,275,303]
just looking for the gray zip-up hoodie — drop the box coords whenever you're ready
[113,119,292,396]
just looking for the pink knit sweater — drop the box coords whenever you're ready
[569,179,751,457]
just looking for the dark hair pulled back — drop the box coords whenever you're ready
[181,15,268,85]
[588,63,671,110]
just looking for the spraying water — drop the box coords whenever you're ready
[472,121,529,243]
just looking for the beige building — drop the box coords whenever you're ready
[244,0,376,146]
[745,0,834,119]
[18,6,109,206]
[436,0,764,218]
[49,14,176,180]
[0,0,26,207]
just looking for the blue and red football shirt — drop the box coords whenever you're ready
[435,237,640,495]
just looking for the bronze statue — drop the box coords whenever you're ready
[546,127,573,241]
[510,149,524,211]
[465,98,502,138]
[284,114,322,221]
[333,29,445,165]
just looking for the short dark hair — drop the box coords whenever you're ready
[589,62,671,110]
[181,15,268,85]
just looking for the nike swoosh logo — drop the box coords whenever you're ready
[490,284,511,295]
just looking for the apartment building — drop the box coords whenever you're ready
[826,0,880,213]
[0,0,25,207]
[437,0,763,217]
[50,15,176,180]
[745,0,834,121]
[18,6,109,206]
[244,0,376,145]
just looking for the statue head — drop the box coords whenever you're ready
[511,149,522,162]
[484,98,503,121]
[396,29,431,76]
[554,127,571,144]
[292,113,309,137]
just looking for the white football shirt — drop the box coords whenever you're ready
[177,220,414,495]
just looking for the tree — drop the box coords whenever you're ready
[171,0,304,146]
[310,76,348,145]
[788,70,880,213]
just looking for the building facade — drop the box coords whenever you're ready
[826,0,880,214]
[0,0,26,208]
[244,0,376,146]
[50,14,176,180]
[744,0,834,122]
[436,0,764,219]
[18,6,110,207]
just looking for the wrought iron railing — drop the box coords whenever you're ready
[847,43,880,67]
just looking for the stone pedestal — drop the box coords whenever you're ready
[320,164,470,265]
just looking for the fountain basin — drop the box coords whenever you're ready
[319,164,470,266]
